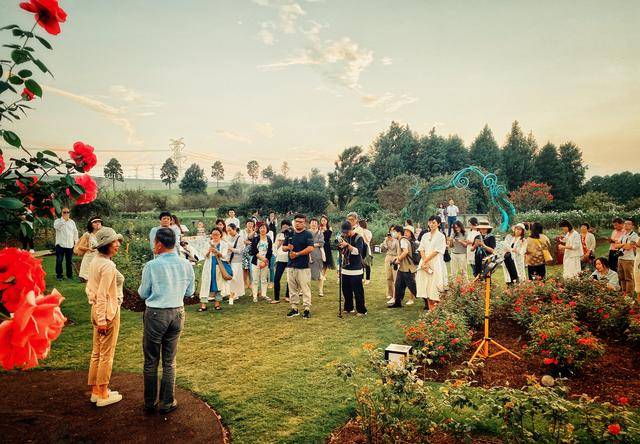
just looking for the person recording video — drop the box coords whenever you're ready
[282,213,314,319]
[337,221,367,316]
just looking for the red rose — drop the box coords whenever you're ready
[568,300,577,307]
[68,141,97,172]
[16,175,39,194]
[0,248,46,313]
[437,345,445,351]
[608,423,621,435]
[0,154,5,174]
[603,313,610,319]
[0,289,66,370]
[618,396,629,406]
[543,357,558,365]
[66,174,97,205]
[19,0,67,35]
[22,88,35,101]
[451,338,459,345]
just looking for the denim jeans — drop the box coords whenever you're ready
[143,307,184,409]
[447,216,457,237]
[55,245,74,278]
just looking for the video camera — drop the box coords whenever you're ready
[480,254,504,279]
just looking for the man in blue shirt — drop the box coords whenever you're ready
[149,211,181,255]
[138,228,195,414]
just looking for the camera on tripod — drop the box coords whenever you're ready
[481,254,504,279]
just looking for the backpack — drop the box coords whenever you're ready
[407,239,421,265]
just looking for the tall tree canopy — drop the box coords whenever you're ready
[247,160,260,184]
[502,121,537,191]
[558,142,586,207]
[327,146,372,210]
[160,158,179,190]
[211,160,224,187]
[103,157,124,192]
[179,163,208,195]
[469,125,502,174]
[369,121,419,187]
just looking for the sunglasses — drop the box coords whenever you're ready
[62,211,70,214]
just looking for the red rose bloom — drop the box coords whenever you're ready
[19,0,67,36]
[0,289,66,370]
[0,154,5,174]
[543,357,558,365]
[451,338,459,345]
[16,175,39,194]
[0,248,46,313]
[68,141,97,172]
[22,88,35,101]
[608,423,621,435]
[66,174,97,205]
[618,396,629,406]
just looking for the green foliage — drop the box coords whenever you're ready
[148,193,171,211]
[160,158,179,189]
[246,160,260,184]
[182,193,219,217]
[348,200,380,221]
[103,157,124,192]
[439,279,488,329]
[210,160,224,187]
[585,172,640,205]
[376,174,420,213]
[327,146,372,210]
[558,142,586,205]
[245,186,328,215]
[261,164,275,181]
[115,188,153,213]
[502,121,538,191]
[509,181,554,212]
[71,192,115,220]
[534,142,567,209]
[515,209,640,231]
[574,191,620,213]
[425,176,473,214]
[369,121,419,187]
[179,163,207,195]
[469,124,502,174]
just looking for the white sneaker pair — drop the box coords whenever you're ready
[92,391,123,407]
[386,298,396,305]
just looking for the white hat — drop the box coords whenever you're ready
[514,223,526,231]
[476,221,493,230]
[95,227,123,248]
[403,225,415,235]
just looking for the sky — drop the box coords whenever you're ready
[1,0,639,180]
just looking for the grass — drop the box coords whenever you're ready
[36,241,612,443]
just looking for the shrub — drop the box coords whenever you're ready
[404,308,472,367]
[502,278,573,329]
[440,279,487,329]
[509,181,554,212]
[526,313,604,372]
[626,307,640,348]
[575,191,621,213]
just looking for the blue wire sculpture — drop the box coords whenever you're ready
[404,166,517,232]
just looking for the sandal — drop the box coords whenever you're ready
[197,307,208,312]
[214,305,222,311]
[270,300,280,304]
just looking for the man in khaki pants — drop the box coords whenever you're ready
[613,220,638,294]
[283,214,314,319]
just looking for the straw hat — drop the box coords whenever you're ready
[476,221,493,230]
[403,225,415,235]
[95,227,123,248]
[514,223,526,231]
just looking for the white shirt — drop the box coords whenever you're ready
[225,217,240,229]
[620,231,639,261]
[275,233,289,262]
[446,205,459,217]
[466,229,480,264]
[54,218,78,248]
[563,230,583,259]
[418,230,446,258]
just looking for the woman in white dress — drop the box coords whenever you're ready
[559,220,583,279]
[416,216,446,310]
[198,228,230,311]
[226,223,245,303]
[500,223,528,284]
[78,217,102,281]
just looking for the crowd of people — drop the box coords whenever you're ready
[44,204,639,412]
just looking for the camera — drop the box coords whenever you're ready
[283,227,294,245]
[613,249,624,259]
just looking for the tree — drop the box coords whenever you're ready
[574,191,620,212]
[502,121,537,191]
[103,158,124,192]
[183,193,220,217]
[584,172,640,205]
[160,158,179,190]
[179,163,208,195]
[308,168,326,192]
[509,181,554,212]
[247,160,260,184]
[558,142,586,206]
[443,135,469,172]
[369,121,419,187]
[534,142,567,209]
[115,188,154,213]
[469,125,502,173]
[281,161,290,178]
[415,128,447,180]
[261,165,275,182]
[376,174,420,213]
[327,146,372,210]
[211,160,224,188]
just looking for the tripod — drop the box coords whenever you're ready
[338,252,343,318]
[468,267,521,364]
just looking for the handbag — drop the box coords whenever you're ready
[535,239,553,265]
[214,255,234,280]
[443,248,451,263]
[73,233,88,256]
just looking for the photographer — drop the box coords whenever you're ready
[471,222,496,277]
[388,225,418,309]
[613,219,638,294]
[608,217,626,271]
[337,221,368,315]
[283,214,314,319]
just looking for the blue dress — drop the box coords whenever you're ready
[210,243,220,292]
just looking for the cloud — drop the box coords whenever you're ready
[107,85,163,108]
[45,85,144,146]
[253,0,306,35]
[214,130,253,144]
[360,92,418,112]
[258,28,276,45]
[260,37,373,90]
[380,57,393,66]
[256,122,274,138]
[352,120,379,126]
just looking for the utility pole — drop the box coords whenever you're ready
[169,138,187,176]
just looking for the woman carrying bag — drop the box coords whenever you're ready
[76,217,102,282]
[525,222,552,280]
[198,228,232,312]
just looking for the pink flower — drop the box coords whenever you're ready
[22,88,35,101]
[451,338,460,345]
[0,154,5,174]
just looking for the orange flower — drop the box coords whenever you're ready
[0,248,47,313]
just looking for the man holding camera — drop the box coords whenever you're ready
[283,214,314,319]
[613,219,638,294]
[338,221,368,316]
[608,217,626,271]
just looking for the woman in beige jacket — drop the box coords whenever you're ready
[85,227,124,407]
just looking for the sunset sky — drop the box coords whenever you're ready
[1,0,638,180]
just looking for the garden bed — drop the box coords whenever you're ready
[421,315,640,406]
[121,287,200,312]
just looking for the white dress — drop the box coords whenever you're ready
[562,230,583,279]
[227,234,246,298]
[79,233,98,280]
[500,234,527,283]
[415,230,446,301]
[199,240,230,299]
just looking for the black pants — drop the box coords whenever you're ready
[391,271,416,306]
[503,254,519,283]
[363,265,371,280]
[341,274,366,314]
[527,264,546,280]
[273,261,289,301]
[608,250,619,272]
[19,233,34,250]
[55,245,74,278]
[143,307,184,410]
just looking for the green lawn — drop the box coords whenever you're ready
[37,242,611,443]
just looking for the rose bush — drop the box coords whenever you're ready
[439,278,487,329]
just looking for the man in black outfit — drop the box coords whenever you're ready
[338,221,367,316]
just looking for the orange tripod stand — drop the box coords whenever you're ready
[468,275,521,364]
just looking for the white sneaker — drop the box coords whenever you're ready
[406,299,414,306]
[253,297,258,303]
[229,297,234,305]
[364,280,370,286]
[96,391,123,407]
[91,390,119,403]
[386,298,396,305]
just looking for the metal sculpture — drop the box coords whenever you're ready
[404,166,516,232]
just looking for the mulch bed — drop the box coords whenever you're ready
[0,370,228,444]
[422,316,640,406]
[122,288,200,312]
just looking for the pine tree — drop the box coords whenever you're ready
[103,158,124,192]
[247,160,260,184]
[415,128,446,180]
[211,160,224,188]
[534,142,566,208]
[558,141,586,207]
[160,158,179,190]
[469,125,502,173]
[444,134,469,172]
[179,163,207,195]
[502,121,537,191]
[369,121,419,187]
